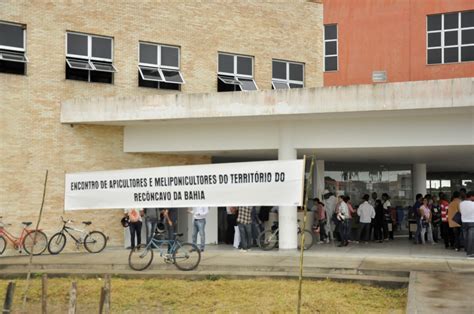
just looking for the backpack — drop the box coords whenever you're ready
[129,208,140,223]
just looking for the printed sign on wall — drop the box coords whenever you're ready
[65,160,305,210]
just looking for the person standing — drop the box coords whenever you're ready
[439,192,453,249]
[313,198,328,244]
[430,195,441,243]
[124,208,143,250]
[412,194,423,244]
[337,196,350,247]
[226,207,238,244]
[323,190,337,242]
[419,197,434,244]
[373,200,387,243]
[448,192,462,251]
[237,206,253,252]
[357,194,376,243]
[346,197,356,242]
[381,193,391,240]
[188,207,209,252]
[144,207,160,242]
[460,191,474,258]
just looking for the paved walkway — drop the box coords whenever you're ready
[407,271,474,313]
[1,240,472,278]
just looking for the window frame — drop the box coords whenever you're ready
[324,24,338,72]
[217,52,254,78]
[426,11,474,65]
[217,52,258,91]
[272,59,305,89]
[66,31,114,63]
[138,42,185,85]
[0,21,26,52]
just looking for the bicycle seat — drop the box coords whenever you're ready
[173,232,184,237]
[82,221,92,225]
[22,222,32,226]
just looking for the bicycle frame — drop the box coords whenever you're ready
[0,224,35,248]
[57,223,88,244]
[140,236,180,258]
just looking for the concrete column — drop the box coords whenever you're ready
[315,160,325,199]
[278,124,297,250]
[412,163,427,201]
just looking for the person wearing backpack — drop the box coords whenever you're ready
[124,208,143,250]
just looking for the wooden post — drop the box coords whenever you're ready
[68,281,77,314]
[2,281,16,314]
[41,274,47,314]
[98,287,105,314]
[99,275,111,314]
[104,275,111,314]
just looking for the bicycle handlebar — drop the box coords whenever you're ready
[60,216,73,224]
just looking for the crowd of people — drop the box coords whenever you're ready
[122,188,474,259]
[311,188,474,258]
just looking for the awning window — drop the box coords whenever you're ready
[138,66,164,82]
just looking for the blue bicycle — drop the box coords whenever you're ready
[128,231,201,271]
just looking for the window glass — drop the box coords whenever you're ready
[461,11,474,28]
[325,56,337,71]
[139,66,163,81]
[91,61,116,72]
[1,52,27,63]
[427,48,442,64]
[272,61,286,80]
[444,47,458,63]
[444,13,459,29]
[428,33,441,47]
[237,56,252,76]
[444,31,458,46]
[289,63,303,82]
[461,46,474,62]
[161,69,183,83]
[427,14,442,31]
[289,83,303,89]
[161,46,179,68]
[238,78,257,91]
[324,25,337,40]
[91,36,112,59]
[325,41,337,55]
[67,33,88,56]
[218,54,234,73]
[66,59,93,70]
[462,29,474,45]
[272,81,289,89]
[0,23,24,49]
[139,43,157,65]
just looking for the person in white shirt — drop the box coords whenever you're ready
[188,207,209,252]
[460,191,474,258]
[357,194,376,243]
[323,189,337,242]
[337,196,350,247]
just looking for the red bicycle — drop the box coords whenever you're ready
[0,216,48,255]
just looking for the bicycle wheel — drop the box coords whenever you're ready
[47,232,67,255]
[84,231,107,253]
[258,230,278,251]
[173,242,201,271]
[128,245,154,271]
[23,230,48,255]
[0,236,6,255]
[297,229,314,250]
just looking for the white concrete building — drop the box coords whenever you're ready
[61,77,474,249]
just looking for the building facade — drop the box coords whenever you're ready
[1,1,473,250]
[0,0,323,248]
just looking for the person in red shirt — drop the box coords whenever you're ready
[439,192,453,249]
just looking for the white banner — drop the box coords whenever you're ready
[64,160,305,210]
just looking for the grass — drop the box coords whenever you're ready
[0,277,407,313]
